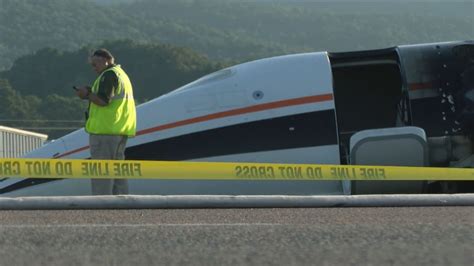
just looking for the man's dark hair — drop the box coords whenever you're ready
[92,49,115,64]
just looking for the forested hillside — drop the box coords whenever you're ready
[1,0,472,69]
[0,0,472,138]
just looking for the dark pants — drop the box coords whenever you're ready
[89,134,128,195]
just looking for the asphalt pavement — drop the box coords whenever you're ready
[0,207,473,266]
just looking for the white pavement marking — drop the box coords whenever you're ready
[0,223,282,228]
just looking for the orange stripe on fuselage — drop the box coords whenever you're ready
[56,146,90,158]
[137,94,334,136]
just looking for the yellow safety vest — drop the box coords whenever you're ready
[85,65,136,136]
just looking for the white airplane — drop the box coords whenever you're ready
[1,40,473,196]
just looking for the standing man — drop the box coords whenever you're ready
[75,49,136,195]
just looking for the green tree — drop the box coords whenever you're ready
[0,79,42,122]
[0,79,43,131]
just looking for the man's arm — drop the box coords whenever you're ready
[76,71,118,106]
[88,92,108,106]
[76,86,108,106]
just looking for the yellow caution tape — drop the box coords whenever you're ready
[0,158,473,180]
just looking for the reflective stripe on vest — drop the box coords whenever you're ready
[85,65,137,136]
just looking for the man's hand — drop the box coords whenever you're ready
[75,86,90,100]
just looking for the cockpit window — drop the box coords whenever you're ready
[172,68,235,93]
